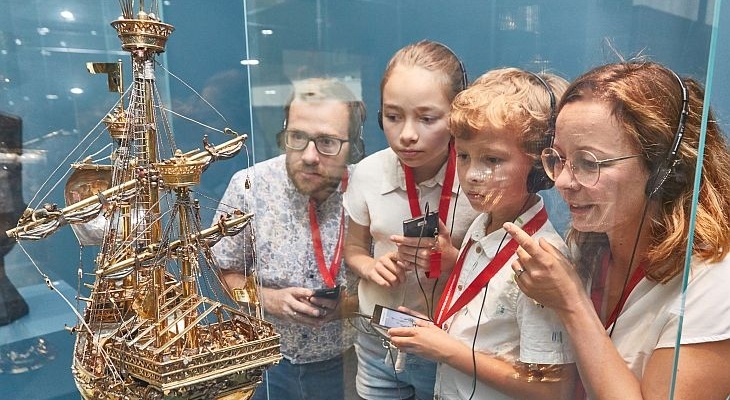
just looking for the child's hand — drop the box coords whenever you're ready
[387,320,458,363]
[365,252,406,287]
[394,305,429,320]
[391,219,458,277]
[392,234,437,270]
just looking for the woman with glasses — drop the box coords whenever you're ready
[504,61,730,400]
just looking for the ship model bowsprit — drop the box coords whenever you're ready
[5,2,281,399]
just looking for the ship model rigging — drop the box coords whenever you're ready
[6,1,281,399]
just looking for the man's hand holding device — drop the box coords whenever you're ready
[308,285,354,322]
[311,285,341,300]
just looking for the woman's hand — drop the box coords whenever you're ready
[503,222,585,313]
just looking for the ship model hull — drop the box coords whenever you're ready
[6,3,281,399]
[72,289,280,400]
[70,270,280,400]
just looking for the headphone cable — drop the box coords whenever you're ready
[465,194,533,400]
[607,198,649,337]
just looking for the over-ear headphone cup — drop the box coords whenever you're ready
[275,129,286,150]
[349,135,365,163]
[645,69,690,201]
[644,163,688,200]
[526,162,554,194]
[523,71,556,194]
[645,167,668,198]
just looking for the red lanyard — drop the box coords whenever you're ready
[403,141,456,224]
[575,255,646,400]
[590,253,646,329]
[434,207,548,326]
[307,172,348,288]
[403,142,456,278]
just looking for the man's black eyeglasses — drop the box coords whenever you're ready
[284,130,349,156]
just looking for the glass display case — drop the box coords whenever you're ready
[0,1,728,399]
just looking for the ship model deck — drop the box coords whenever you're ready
[6,1,281,399]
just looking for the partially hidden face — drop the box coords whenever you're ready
[553,100,651,235]
[285,99,350,203]
[381,65,452,178]
[454,129,535,223]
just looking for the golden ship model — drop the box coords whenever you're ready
[5,1,281,399]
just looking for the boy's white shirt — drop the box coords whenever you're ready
[435,197,574,400]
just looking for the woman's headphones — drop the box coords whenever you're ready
[644,70,689,200]
[524,71,557,194]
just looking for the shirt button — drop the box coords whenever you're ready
[457,284,463,290]
[443,323,449,330]
[475,246,482,254]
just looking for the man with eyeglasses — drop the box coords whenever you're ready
[212,78,366,400]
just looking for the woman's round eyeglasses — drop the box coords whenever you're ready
[540,147,642,187]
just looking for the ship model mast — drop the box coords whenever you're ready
[6,1,281,399]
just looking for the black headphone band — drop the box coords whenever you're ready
[433,42,468,92]
[525,71,557,138]
[664,70,690,169]
[450,48,468,92]
[645,69,689,199]
[524,70,557,193]
[279,99,366,164]
[378,42,467,130]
